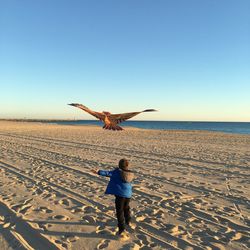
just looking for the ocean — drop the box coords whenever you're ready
[48,120,250,135]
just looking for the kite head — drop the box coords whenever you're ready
[103,111,111,115]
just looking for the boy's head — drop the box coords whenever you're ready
[119,158,129,170]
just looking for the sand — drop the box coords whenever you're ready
[0,121,249,250]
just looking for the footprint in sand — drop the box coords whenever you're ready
[0,216,15,229]
[37,222,48,232]
[53,215,70,221]
[83,205,97,214]
[136,234,148,242]
[225,230,242,242]
[223,206,235,213]
[96,225,113,235]
[0,215,5,224]
[152,209,165,219]
[71,206,84,213]
[59,198,71,206]
[11,202,33,215]
[62,234,79,243]
[2,222,15,229]
[38,206,53,214]
[32,187,43,195]
[2,197,11,202]
[54,240,68,249]
[19,204,33,215]
[141,198,154,205]
[2,193,16,202]
[97,239,110,249]
[185,217,200,227]
[135,234,150,247]
[81,215,96,224]
[165,224,186,236]
[41,193,55,199]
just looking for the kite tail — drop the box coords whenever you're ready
[103,124,123,131]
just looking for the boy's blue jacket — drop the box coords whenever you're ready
[98,168,134,198]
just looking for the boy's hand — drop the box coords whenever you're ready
[91,169,99,174]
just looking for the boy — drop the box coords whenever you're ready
[92,159,134,236]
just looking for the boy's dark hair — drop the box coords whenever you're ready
[119,158,129,170]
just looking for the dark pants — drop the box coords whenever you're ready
[115,195,131,233]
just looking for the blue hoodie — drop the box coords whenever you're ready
[98,168,134,198]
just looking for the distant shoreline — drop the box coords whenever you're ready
[1,119,249,135]
[0,119,79,122]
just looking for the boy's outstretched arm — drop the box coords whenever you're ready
[97,169,114,177]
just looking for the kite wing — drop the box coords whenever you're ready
[110,109,157,124]
[68,103,105,121]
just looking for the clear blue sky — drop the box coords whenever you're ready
[1,0,249,121]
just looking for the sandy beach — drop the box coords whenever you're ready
[0,121,249,250]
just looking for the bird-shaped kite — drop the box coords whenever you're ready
[68,103,157,131]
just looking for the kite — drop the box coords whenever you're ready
[68,103,157,131]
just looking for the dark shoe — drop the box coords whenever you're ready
[119,230,130,240]
[117,228,125,235]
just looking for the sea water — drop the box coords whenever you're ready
[48,120,250,135]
